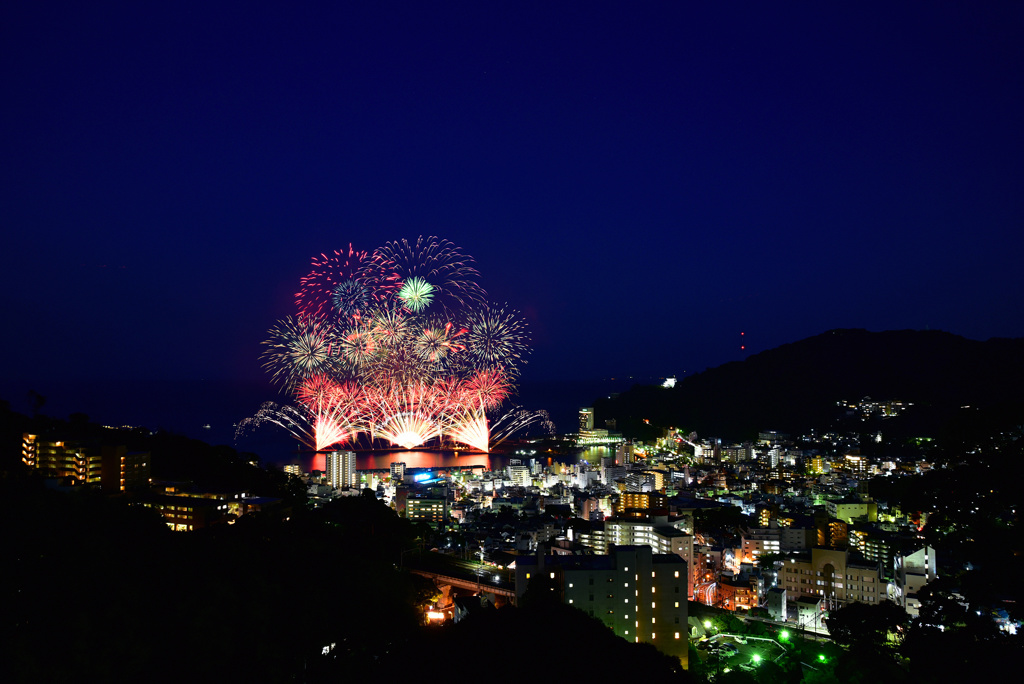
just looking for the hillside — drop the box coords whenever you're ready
[593,329,1024,441]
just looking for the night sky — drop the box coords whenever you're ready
[2,3,1022,436]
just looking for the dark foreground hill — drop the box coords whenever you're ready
[594,329,1024,441]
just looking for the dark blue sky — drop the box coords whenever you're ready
[2,2,1022,430]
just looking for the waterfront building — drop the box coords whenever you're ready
[326,450,357,489]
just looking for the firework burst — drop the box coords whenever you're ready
[296,245,397,320]
[465,304,530,376]
[445,405,545,452]
[397,276,434,312]
[374,236,486,311]
[261,316,342,391]
[414,321,467,365]
[235,401,351,453]
[252,236,541,452]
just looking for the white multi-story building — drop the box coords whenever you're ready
[893,546,937,616]
[508,464,531,487]
[740,525,782,564]
[390,461,406,482]
[326,450,357,489]
[577,518,695,599]
[515,546,688,667]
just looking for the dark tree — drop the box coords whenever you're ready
[825,600,907,649]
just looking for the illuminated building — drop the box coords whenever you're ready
[576,518,695,599]
[761,447,782,469]
[390,461,406,482]
[826,499,878,523]
[100,445,151,493]
[740,524,781,564]
[578,496,602,521]
[814,511,849,548]
[796,595,824,631]
[601,463,626,486]
[22,434,150,491]
[579,407,594,432]
[283,464,301,476]
[616,492,668,518]
[137,495,232,531]
[848,527,898,572]
[326,450,357,489]
[576,408,624,446]
[781,548,883,609]
[515,546,688,668]
[758,431,788,445]
[22,434,101,484]
[405,496,447,527]
[508,464,531,487]
[894,546,937,616]
[626,471,667,491]
[766,586,787,621]
[720,444,753,463]
[616,442,634,464]
[718,578,758,611]
[844,451,871,478]
[755,504,777,527]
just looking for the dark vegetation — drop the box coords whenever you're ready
[594,329,1024,441]
[0,475,433,683]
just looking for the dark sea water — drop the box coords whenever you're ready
[1,376,648,467]
[284,445,618,474]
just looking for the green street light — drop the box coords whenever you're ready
[752,654,761,664]
[704,620,712,629]
[779,630,790,640]
[818,654,827,662]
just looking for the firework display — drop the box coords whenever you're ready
[246,236,545,452]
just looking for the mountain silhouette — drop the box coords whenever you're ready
[593,329,1024,441]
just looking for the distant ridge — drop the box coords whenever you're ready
[593,329,1024,441]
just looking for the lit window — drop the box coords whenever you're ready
[550,572,555,579]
